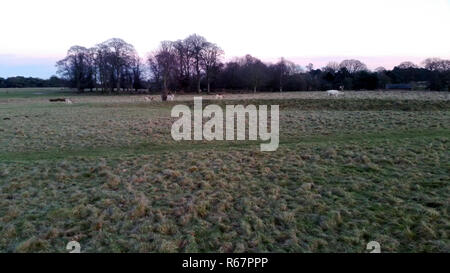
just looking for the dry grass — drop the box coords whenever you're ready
[0,88,448,252]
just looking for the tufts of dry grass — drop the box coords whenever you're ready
[0,90,449,252]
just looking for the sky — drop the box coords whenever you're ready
[1,0,449,78]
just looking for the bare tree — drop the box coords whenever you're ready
[56,46,91,92]
[172,39,192,91]
[148,41,177,100]
[201,42,223,93]
[396,61,419,69]
[186,34,208,93]
[86,47,98,91]
[423,58,450,71]
[147,54,160,90]
[242,55,268,92]
[339,59,368,73]
[97,38,137,92]
[93,43,111,92]
[323,61,340,73]
[273,58,295,92]
[375,66,386,73]
[131,55,145,91]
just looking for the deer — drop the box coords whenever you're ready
[144,96,154,102]
[326,90,343,97]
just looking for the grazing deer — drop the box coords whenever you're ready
[144,96,154,102]
[326,90,343,97]
[49,98,66,102]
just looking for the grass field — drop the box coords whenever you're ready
[0,88,449,252]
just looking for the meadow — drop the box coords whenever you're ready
[0,88,449,252]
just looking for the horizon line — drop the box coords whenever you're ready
[1,54,449,79]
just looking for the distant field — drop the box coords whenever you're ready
[0,88,72,99]
[1,87,449,102]
[0,88,449,252]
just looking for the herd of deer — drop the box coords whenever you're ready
[144,93,224,102]
[49,90,342,105]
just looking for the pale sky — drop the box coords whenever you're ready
[1,0,449,78]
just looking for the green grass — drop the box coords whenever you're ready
[0,88,449,252]
[0,88,72,98]
[1,128,448,162]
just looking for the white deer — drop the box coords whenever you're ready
[326,90,343,97]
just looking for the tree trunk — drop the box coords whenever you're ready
[196,59,201,93]
[116,70,120,92]
[280,76,283,92]
[161,77,168,101]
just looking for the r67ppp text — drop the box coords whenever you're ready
[226,258,268,268]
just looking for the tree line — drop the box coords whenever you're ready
[4,34,450,96]
[0,76,67,88]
